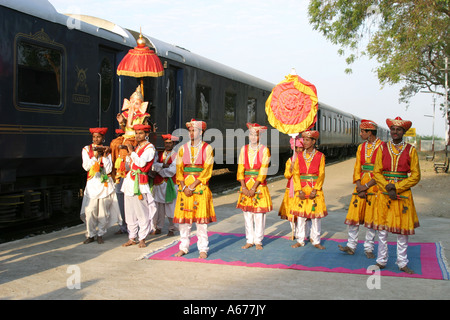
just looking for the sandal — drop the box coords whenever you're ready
[399,265,414,274]
[338,245,355,255]
[241,243,254,249]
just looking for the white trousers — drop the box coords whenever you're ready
[83,196,111,238]
[347,225,376,252]
[154,201,177,232]
[178,223,209,254]
[124,194,156,241]
[243,211,266,245]
[115,180,127,233]
[297,218,321,245]
[291,219,311,239]
[376,230,409,268]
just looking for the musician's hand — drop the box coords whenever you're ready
[388,189,398,200]
[183,187,193,197]
[103,147,111,155]
[298,191,306,200]
[116,113,124,124]
[126,144,134,153]
[385,183,396,192]
[309,189,317,199]
[357,191,367,199]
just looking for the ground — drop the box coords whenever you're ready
[0,153,449,301]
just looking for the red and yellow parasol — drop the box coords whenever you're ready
[265,69,318,135]
[117,30,164,98]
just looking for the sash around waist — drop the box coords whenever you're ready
[184,166,204,174]
[300,174,318,180]
[361,164,374,172]
[383,171,408,178]
[244,169,259,176]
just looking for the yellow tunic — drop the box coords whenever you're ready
[372,142,420,235]
[236,144,272,213]
[173,141,216,224]
[345,139,383,226]
[291,151,327,219]
[279,156,301,222]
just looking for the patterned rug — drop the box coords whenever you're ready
[145,232,449,280]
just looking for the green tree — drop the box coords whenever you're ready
[308,0,449,111]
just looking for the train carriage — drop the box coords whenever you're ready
[0,0,387,229]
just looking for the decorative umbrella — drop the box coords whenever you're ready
[266,69,319,240]
[117,30,164,98]
[265,69,318,135]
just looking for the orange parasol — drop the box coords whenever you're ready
[265,69,318,135]
[117,30,164,98]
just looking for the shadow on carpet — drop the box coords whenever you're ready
[144,232,449,280]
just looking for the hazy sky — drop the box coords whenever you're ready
[49,0,447,138]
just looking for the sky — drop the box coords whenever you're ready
[49,0,447,139]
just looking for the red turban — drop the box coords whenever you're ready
[162,134,179,141]
[186,118,207,131]
[360,119,378,130]
[246,122,268,132]
[386,117,412,131]
[301,130,319,139]
[133,124,152,132]
[89,127,108,135]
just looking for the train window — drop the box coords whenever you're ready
[322,115,326,131]
[334,118,337,132]
[339,119,342,133]
[328,117,332,132]
[17,41,62,106]
[195,85,211,119]
[247,98,257,123]
[99,57,113,112]
[224,92,236,122]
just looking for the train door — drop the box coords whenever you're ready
[97,47,117,141]
[165,66,184,133]
[352,118,359,144]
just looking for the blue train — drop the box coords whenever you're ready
[0,0,389,227]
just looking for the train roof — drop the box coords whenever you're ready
[145,35,275,92]
[1,0,275,92]
[1,0,137,47]
[318,101,355,118]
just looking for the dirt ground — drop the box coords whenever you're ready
[413,152,449,218]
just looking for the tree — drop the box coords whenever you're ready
[308,0,449,132]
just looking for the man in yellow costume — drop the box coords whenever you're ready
[237,123,272,250]
[373,116,420,274]
[278,136,307,241]
[339,120,383,258]
[173,119,216,259]
[290,130,327,250]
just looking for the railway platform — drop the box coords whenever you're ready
[1,157,449,301]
